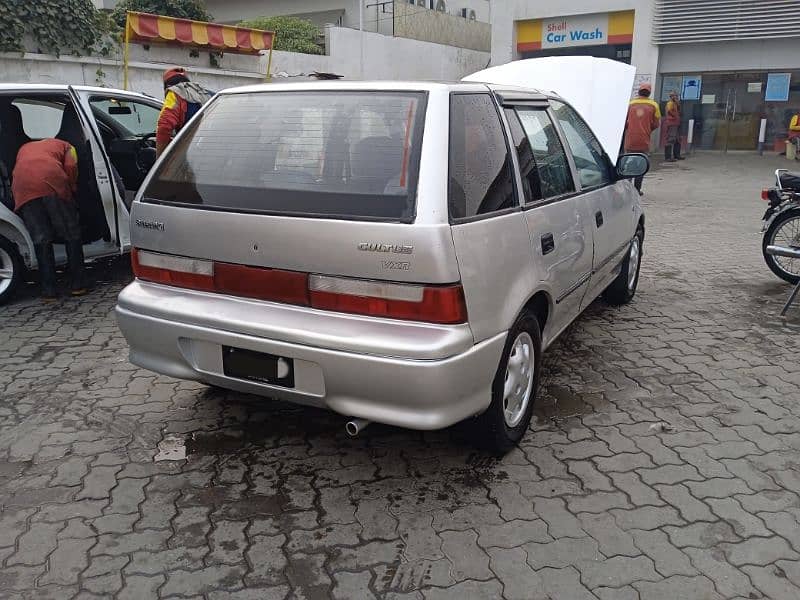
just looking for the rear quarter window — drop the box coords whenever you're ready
[144,91,427,221]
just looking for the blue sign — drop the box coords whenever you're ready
[765,73,791,102]
[681,76,702,101]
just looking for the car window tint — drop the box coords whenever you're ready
[449,94,516,220]
[550,100,611,189]
[515,108,575,199]
[12,99,64,139]
[144,91,426,221]
[90,97,160,137]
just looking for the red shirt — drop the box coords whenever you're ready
[624,98,662,153]
[11,139,78,211]
[156,89,188,149]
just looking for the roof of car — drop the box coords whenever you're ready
[220,80,552,100]
[0,83,157,100]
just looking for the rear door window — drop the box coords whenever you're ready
[511,107,575,201]
[144,91,426,221]
[448,93,516,220]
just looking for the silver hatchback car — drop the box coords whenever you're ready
[116,80,648,452]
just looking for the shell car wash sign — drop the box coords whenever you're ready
[517,11,634,53]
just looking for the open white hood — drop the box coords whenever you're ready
[463,57,636,163]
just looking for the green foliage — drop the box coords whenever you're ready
[0,0,107,56]
[110,0,211,28]
[238,16,323,55]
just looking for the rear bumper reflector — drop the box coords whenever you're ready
[131,248,467,324]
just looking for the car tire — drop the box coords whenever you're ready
[0,235,24,306]
[475,311,542,455]
[763,207,800,284]
[603,227,644,306]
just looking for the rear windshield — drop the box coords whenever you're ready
[143,91,427,221]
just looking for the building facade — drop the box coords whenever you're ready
[492,0,800,151]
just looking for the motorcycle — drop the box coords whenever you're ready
[761,169,800,284]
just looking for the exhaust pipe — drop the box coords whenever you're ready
[345,418,370,437]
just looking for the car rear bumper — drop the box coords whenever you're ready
[115,281,506,430]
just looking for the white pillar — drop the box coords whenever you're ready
[758,118,767,155]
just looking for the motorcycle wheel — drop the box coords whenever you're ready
[763,207,800,284]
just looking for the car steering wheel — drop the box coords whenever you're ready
[136,133,158,172]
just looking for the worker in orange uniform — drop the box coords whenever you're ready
[664,90,684,162]
[624,83,662,195]
[156,67,211,157]
[12,138,86,299]
[789,111,800,158]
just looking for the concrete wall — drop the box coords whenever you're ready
[327,25,489,80]
[205,0,360,26]
[393,0,491,52]
[0,26,489,94]
[490,0,659,88]
[659,38,800,73]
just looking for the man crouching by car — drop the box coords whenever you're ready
[12,138,87,300]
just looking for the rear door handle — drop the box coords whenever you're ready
[596,211,604,227]
[541,233,555,255]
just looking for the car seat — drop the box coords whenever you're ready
[0,103,31,211]
[56,104,110,243]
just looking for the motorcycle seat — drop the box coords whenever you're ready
[779,171,800,191]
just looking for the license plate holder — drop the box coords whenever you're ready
[222,346,294,388]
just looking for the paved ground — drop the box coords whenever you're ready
[2,153,800,600]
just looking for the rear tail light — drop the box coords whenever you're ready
[131,249,467,324]
[762,189,770,201]
[309,275,467,324]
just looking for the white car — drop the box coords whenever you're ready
[0,84,163,304]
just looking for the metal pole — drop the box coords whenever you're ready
[687,118,694,154]
[123,12,131,91]
[359,0,363,31]
[265,39,274,82]
[758,118,767,155]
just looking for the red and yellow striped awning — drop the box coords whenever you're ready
[125,12,274,55]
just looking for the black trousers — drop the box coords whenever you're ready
[17,196,81,244]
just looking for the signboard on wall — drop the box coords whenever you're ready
[681,75,702,101]
[660,75,682,101]
[516,11,634,53]
[765,73,791,102]
[541,13,607,48]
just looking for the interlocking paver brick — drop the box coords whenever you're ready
[685,477,753,500]
[579,554,660,589]
[487,547,549,600]
[638,464,704,486]
[440,530,492,582]
[531,497,585,539]
[721,536,799,567]
[578,512,638,557]
[610,471,665,507]
[475,519,551,548]
[537,566,597,600]
[633,574,723,600]
[655,484,715,522]
[630,528,696,577]
[611,505,684,531]
[685,548,760,598]
[743,565,800,600]
[706,497,772,538]
[3,154,800,598]
[525,537,603,570]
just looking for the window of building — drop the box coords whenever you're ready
[448,94,516,220]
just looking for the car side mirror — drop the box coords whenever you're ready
[617,153,650,179]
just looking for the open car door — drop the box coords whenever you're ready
[67,86,129,252]
[464,57,636,164]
